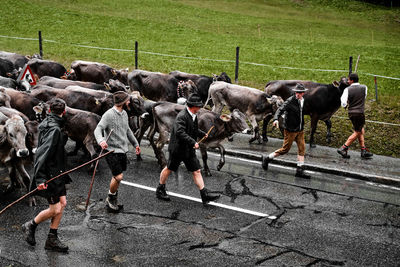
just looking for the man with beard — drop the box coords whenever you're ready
[94,91,141,212]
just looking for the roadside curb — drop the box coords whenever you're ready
[222,148,400,188]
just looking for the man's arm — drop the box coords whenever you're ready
[341,88,349,108]
[175,114,196,148]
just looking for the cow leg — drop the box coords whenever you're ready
[67,141,83,156]
[248,117,262,144]
[84,140,98,173]
[324,119,333,143]
[262,115,272,142]
[216,144,226,171]
[200,146,211,177]
[15,160,36,206]
[309,115,319,148]
[148,125,166,167]
[4,163,17,194]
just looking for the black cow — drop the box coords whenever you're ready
[0,58,19,79]
[170,71,232,104]
[27,59,67,78]
[264,78,349,147]
[38,76,126,92]
[149,102,250,176]
[68,60,129,85]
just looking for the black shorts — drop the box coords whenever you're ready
[105,152,127,176]
[349,113,365,132]
[167,152,201,172]
[47,187,66,205]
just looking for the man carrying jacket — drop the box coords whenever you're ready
[155,93,220,205]
[22,98,70,252]
[262,83,310,179]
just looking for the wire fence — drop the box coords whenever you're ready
[1,34,399,127]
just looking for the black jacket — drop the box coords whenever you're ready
[168,108,206,157]
[273,95,305,132]
[32,113,70,196]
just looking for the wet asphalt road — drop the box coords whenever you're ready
[0,141,399,266]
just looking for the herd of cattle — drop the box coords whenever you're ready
[0,50,349,204]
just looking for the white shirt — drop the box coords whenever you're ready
[341,83,368,108]
[186,106,196,122]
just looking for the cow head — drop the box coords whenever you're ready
[0,115,29,158]
[0,88,11,108]
[213,72,232,84]
[124,91,147,117]
[222,109,251,134]
[25,120,39,155]
[105,79,127,93]
[333,76,349,91]
[177,80,197,99]
[32,102,47,122]
[65,69,77,80]
[267,95,284,113]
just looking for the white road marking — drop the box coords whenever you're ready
[121,181,277,219]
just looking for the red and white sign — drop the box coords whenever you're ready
[17,65,36,87]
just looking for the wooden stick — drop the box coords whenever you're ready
[0,150,114,216]
[85,129,114,209]
[197,126,214,145]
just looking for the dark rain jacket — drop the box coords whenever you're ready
[168,108,206,158]
[273,95,305,132]
[32,113,70,197]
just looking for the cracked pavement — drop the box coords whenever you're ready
[0,143,399,266]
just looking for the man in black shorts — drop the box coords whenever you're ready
[337,73,373,159]
[156,94,220,205]
[94,91,141,212]
[22,98,71,252]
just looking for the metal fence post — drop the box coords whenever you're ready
[349,56,353,75]
[135,41,138,69]
[38,31,43,58]
[235,46,239,83]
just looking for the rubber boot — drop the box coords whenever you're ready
[106,191,120,211]
[262,155,272,170]
[295,166,310,179]
[337,146,350,158]
[44,233,68,252]
[200,188,220,205]
[156,184,170,201]
[361,148,373,159]
[21,220,36,246]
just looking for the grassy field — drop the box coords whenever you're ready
[1,0,399,157]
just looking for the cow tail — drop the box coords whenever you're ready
[203,87,212,108]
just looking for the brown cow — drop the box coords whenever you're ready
[68,60,129,85]
[27,58,67,78]
[3,87,46,121]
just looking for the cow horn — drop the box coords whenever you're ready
[104,83,111,90]
[332,81,339,88]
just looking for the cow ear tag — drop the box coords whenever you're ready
[220,114,231,122]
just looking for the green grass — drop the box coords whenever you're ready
[0,0,399,156]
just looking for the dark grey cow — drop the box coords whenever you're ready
[264,78,348,147]
[68,60,129,85]
[205,81,283,144]
[3,88,46,121]
[149,102,250,176]
[0,58,19,79]
[170,71,232,104]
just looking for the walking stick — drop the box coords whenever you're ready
[0,150,114,216]
[197,126,214,145]
[85,129,114,210]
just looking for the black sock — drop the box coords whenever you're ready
[49,228,58,236]
[342,145,349,150]
[31,219,38,229]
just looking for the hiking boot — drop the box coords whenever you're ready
[337,146,350,159]
[200,188,220,205]
[361,148,373,159]
[156,184,170,201]
[295,166,310,179]
[21,220,36,246]
[262,155,272,170]
[105,191,119,211]
[44,233,68,252]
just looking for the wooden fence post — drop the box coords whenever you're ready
[135,41,138,69]
[235,46,239,83]
[38,31,43,58]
